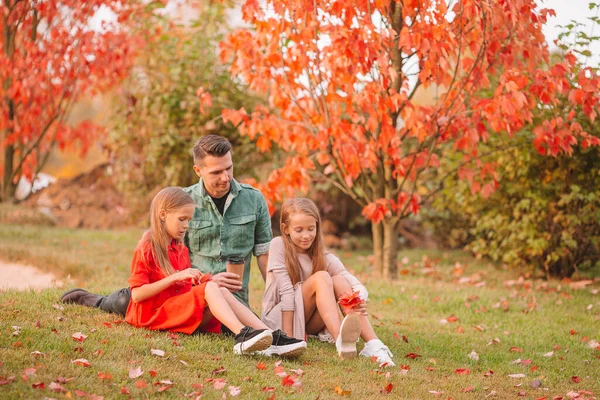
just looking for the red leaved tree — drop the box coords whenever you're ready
[0,0,142,202]
[220,0,600,278]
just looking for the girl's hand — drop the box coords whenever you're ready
[172,268,203,284]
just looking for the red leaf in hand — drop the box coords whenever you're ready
[338,291,363,310]
[200,274,213,284]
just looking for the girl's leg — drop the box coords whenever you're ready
[218,287,270,330]
[332,275,378,342]
[202,281,245,334]
[302,270,342,339]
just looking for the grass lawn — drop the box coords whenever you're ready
[0,221,599,399]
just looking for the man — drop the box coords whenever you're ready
[61,135,272,313]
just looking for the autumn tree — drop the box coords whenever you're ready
[0,0,142,203]
[106,1,267,197]
[219,0,600,279]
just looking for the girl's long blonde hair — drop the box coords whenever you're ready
[280,198,326,285]
[146,187,196,277]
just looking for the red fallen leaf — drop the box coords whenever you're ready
[405,353,421,359]
[521,359,532,365]
[75,389,90,397]
[12,341,22,347]
[446,314,458,322]
[402,335,408,343]
[169,332,179,339]
[393,332,400,340]
[1,376,15,385]
[274,365,287,377]
[55,376,75,384]
[579,390,593,395]
[454,368,471,375]
[425,367,436,371]
[509,346,523,353]
[266,394,275,400]
[191,383,203,390]
[72,358,90,367]
[282,375,295,386]
[100,339,109,344]
[212,366,226,375]
[93,350,103,356]
[256,362,267,370]
[380,383,393,394]
[97,371,112,380]
[74,346,84,352]
[530,365,539,371]
[571,376,582,383]
[157,385,172,392]
[370,356,379,363]
[172,341,180,347]
[534,397,547,400]
[570,329,578,335]
[456,326,464,333]
[462,386,474,392]
[149,370,157,377]
[261,386,275,392]
[32,381,45,389]
[484,370,494,377]
[199,273,213,284]
[338,291,363,310]
[103,322,112,328]
[553,344,562,351]
[517,391,527,397]
[135,379,147,389]
[72,332,87,342]
[400,365,410,370]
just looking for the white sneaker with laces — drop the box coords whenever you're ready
[359,339,395,367]
[317,327,335,344]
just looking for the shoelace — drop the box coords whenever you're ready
[239,328,248,353]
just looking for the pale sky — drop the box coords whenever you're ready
[542,0,600,66]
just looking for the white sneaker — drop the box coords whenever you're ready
[317,327,335,344]
[335,314,361,360]
[359,339,395,367]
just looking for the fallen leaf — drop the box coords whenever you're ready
[228,385,241,397]
[32,381,45,389]
[128,366,143,379]
[468,350,479,361]
[571,376,581,383]
[151,348,165,357]
[120,387,130,394]
[261,386,275,392]
[543,351,554,357]
[282,375,296,387]
[274,365,287,377]
[72,332,87,343]
[484,370,495,377]
[75,389,90,397]
[508,374,526,378]
[30,351,45,357]
[180,360,189,366]
[455,368,471,375]
[446,314,458,322]
[428,390,443,396]
[149,370,157,377]
[334,385,351,395]
[380,383,393,394]
[49,382,67,392]
[72,359,90,367]
[212,378,226,390]
[405,352,421,359]
[290,368,303,376]
[462,386,474,392]
[509,347,523,353]
[256,362,267,370]
[212,366,226,375]
[97,371,112,380]
[135,379,146,389]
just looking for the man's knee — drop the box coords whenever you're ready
[114,292,131,316]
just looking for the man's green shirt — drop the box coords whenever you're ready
[183,178,272,306]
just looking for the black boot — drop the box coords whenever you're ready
[60,289,102,308]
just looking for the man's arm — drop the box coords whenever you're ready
[256,253,268,282]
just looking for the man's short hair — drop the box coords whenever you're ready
[193,135,232,165]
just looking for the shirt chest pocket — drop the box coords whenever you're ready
[187,220,217,256]
[228,214,256,249]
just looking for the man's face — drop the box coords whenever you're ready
[193,152,233,198]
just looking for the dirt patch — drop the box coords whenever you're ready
[0,261,62,290]
[24,163,141,229]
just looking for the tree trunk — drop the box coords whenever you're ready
[1,144,16,202]
[383,217,399,280]
[372,221,384,275]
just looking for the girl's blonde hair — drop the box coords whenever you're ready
[147,187,196,277]
[280,198,326,285]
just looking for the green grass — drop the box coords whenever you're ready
[1,221,599,399]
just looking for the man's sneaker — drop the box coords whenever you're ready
[359,339,395,367]
[256,330,307,357]
[233,327,273,355]
[60,289,102,307]
[335,313,361,360]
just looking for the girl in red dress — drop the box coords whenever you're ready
[125,187,280,355]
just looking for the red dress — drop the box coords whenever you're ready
[125,235,221,334]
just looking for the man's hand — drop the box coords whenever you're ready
[211,272,243,292]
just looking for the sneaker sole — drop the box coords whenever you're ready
[259,342,307,358]
[233,331,273,355]
[337,313,361,360]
